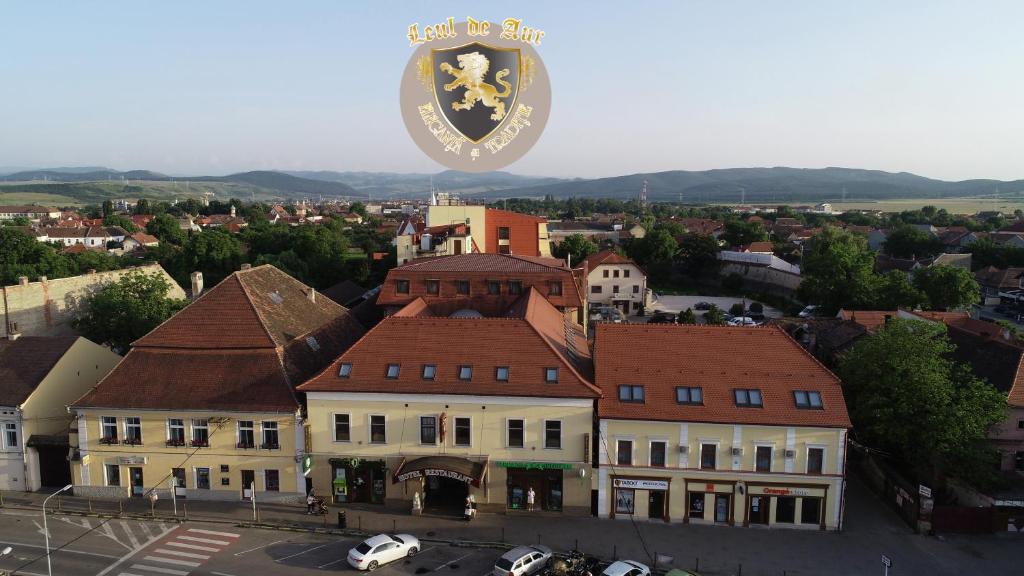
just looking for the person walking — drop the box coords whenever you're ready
[527,486,536,512]
[306,489,316,515]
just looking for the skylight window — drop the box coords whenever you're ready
[618,385,645,403]
[268,292,284,305]
[386,364,400,379]
[496,366,509,381]
[305,336,320,351]
[734,388,763,407]
[338,363,352,378]
[676,386,703,405]
[794,390,824,409]
[422,364,436,380]
[458,365,473,380]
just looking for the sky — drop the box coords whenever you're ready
[1,1,1022,181]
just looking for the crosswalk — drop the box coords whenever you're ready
[117,527,240,576]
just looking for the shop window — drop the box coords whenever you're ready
[616,439,633,465]
[105,464,121,487]
[334,414,350,442]
[549,281,563,296]
[369,415,386,444]
[615,488,635,515]
[458,365,473,380]
[385,363,400,379]
[545,367,559,383]
[261,421,279,449]
[794,390,824,409]
[591,285,602,294]
[422,364,436,380]
[755,446,772,472]
[237,420,255,449]
[650,441,667,467]
[191,419,209,447]
[775,496,796,523]
[101,416,118,443]
[688,492,705,519]
[455,280,470,295]
[167,419,185,446]
[509,280,523,295]
[618,385,644,403]
[675,386,703,405]
[507,419,525,448]
[700,443,717,469]
[454,417,471,447]
[488,280,501,295]
[196,467,210,490]
[265,469,280,492]
[807,447,825,474]
[396,279,410,294]
[801,497,822,524]
[496,366,509,381]
[734,388,763,407]
[338,363,352,378]
[544,420,562,449]
[420,416,437,444]
[124,417,142,445]
[426,279,440,295]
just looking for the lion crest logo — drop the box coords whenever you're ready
[431,43,520,143]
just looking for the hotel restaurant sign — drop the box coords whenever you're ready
[395,467,475,484]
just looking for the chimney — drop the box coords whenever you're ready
[230,205,237,218]
[17,276,28,286]
[240,263,252,271]
[307,288,316,303]
[190,271,204,300]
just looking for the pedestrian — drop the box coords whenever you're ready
[306,489,316,515]
[527,486,535,512]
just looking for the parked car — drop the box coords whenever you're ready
[647,312,677,324]
[601,560,652,576]
[694,301,712,310]
[493,545,553,576]
[798,305,820,318]
[727,316,760,327]
[348,534,420,571]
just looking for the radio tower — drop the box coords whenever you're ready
[639,179,648,212]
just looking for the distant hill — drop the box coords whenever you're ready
[0,169,167,182]
[484,167,1024,203]
[283,170,564,198]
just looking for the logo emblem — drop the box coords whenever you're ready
[400,18,550,172]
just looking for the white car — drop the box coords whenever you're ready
[727,316,760,326]
[798,305,820,318]
[602,560,652,576]
[493,545,553,576]
[347,533,420,571]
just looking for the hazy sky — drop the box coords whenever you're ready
[2,1,1022,180]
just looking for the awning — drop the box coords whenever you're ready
[26,434,70,448]
[392,456,487,487]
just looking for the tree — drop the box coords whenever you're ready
[134,198,153,215]
[676,233,720,277]
[349,202,368,218]
[101,200,114,217]
[103,214,138,233]
[703,304,727,325]
[678,308,697,324]
[729,302,745,316]
[0,228,74,284]
[798,226,878,314]
[146,214,186,245]
[838,318,1006,487]
[873,270,926,309]
[721,220,767,247]
[882,225,943,258]
[68,250,120,274]
[1,216,32,227]
[912,264,981,310]
[73,270,187,352]
[179,229,245,287]
[553,234,597,265]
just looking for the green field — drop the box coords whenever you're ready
[0,191,83,206]
[828,198,1024,215]
[0,180,288,207]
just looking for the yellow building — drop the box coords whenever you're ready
[70,264,365,501]
[299,288,598,515]
[594,324,851,530]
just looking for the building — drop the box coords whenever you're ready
[0,336,120,491]
[426,205,551,257]
[717,251,802,293]
[396,223,477,265]
[0,205,60,222]
[975,266,1024,305]
[41,226,128,248]
[69,264,366,501]
[579,251,648,316]
[2,264,185,339]
[121,232,160,251]
[298,288,599,515]
[594,324,851,530]
[378,253,584,321]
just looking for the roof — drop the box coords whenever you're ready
[299,287,599,399]
[73,264,366,412]
[742,241,774,253]
[927,253,972,270]
[394,253,568,273]
[594,324,851,428]
[0,205,57,214]
[129,232,159,244]
[321,280,367,307]
[579,251,637,271]
[0,337,78,406]
[974,266,1024,290]
[836,309,969,332]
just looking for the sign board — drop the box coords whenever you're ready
[918,484,932,499]
[881,554,892,568]
[117,456,147,465]
[302,455,313,477]
[613,478,669,491]
[763,487,811,497]
[495,461,573,470]
[396,468,474,484]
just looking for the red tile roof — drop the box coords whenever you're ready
[579,251,636,271]
[395,253,568,273]
[594,324,850,428]
[299,287,598,399]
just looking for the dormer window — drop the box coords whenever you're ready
[396,279,410,294]
[794,390,823,409]
[458,365,473,380]
[509,281,523,295]
[456,280,470,295]
[426,279,440,295]
[385,364,400,379]
[549,281,563,296]
[496,366,509,381]
[735,388,763,407]
[338,363,352,378]
[618,385,644,403]
[422,364,436,380]
[487,280,501,295]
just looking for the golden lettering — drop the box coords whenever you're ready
[418,103,466,155]
[484,104,533,154]
[467,17,490,36]
[500,18,544,44]
[407,17,457,47]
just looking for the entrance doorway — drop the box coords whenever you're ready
[129,467,144,497]
[424,475,468,514]
[171,468,187,498]
[648,491,665,520]
[454,239,463,255]
[748,495,769,525]
[714,494,729,523]
[37,445,72,488]
[241,470,255,500]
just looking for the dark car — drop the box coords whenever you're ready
[694,301,712,310]
[648,312,677,324]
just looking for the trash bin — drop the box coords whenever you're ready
[337,510,347,529]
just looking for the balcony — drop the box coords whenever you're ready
[190,439,209,448]
[99,436,118,445]
[165,439,186,447]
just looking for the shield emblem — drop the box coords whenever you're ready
[432,42,520,143]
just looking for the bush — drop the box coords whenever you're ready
[729,303,745,316]
[749,302,764,313]
[722,272,744,291]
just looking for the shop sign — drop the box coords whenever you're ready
[396,468,474,483]
[613,478,669,491]
[496,461,572,470]
[762,487,810,496]
[117,456,146,465]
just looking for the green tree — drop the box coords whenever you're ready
[553,234,597,265]
[134,198,152,215]
[101,200,114,217]
[349,202,368,218]
[678,308,697,324]
[0,228,74,284]
[146,214,186,245]
[73,270,187,352]
[838,319,1006,487]
[912,264,981,310]
[882,225,944,258]
[103,214,138,233]
[69,250,120,274]
[2,216,32,227]
[703,304,727,325]
[626,229,678,267]
[798,226,878,314]
[179,229,245,287]
[873,270,926,309]
[721,220,768,247]
[729,302,745,316]
[676,233,720,277]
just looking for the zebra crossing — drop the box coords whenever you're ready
[118,527,240,576]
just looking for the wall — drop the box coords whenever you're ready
[72,409,303,501]
[426,206,487,250]
[720,262,802,293]
[0,406,23,491]
[586,264,647,312]
[2,264,186,338]
[485,209,546,257]
[990,406,1024,471]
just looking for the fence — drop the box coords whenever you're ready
[852,451,922,532]
[932,506,996,534]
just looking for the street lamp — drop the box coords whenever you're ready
[43,484,72,576]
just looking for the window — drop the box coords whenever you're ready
[613,270,620,278]
[487,280,501,295]
[613,285,620,293]
[615,489,635,515]
[265,469,280,492]
[675,387,703,405]
[455,280,470,295]
[458,365,473,380]
[172,468,186,489]
[105,464,120,486]
[191,419,209,447]
[495,366,509,381]
[261,421,279,449]
[603,270,609,278]
[498,226,510,240]
[422,364,436,380]
[688,492,705,519]
[755,446,772,472]
[545,367,559,383]
[385,363,400,379]
[807,447,825,475]
[167,419,185,446]
[396,279,410,294]
[650,441,667,467]
[618,385,645,403]
[509,281,523,295]
[775,496,796,523]
[124,417,142,445]
[632,285,640,294]
[549,281,563,296]
[617,439,633,465]
[338,363,352,378]
[420,416,437,444]
[426,279,440,295]
[2,423,16,449]
[544,420,562,449]
[334,414,351,442]
[624,269,631,278]
[801,498,822,524]
[369,415,386,444]
[734,388,763,407]
[306,336,320,351]
[794,390,823,409]
[196,467,210,489]
[507,419,525,448]
[700,443,717,469]
[101,416,118,443]
[498,245,511,254]
[454,417,471,447]
[233,421,253,448]
[591,285,602,294]
[1019,419,1024,430]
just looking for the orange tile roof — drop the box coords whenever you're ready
[594,324,850,428]
[580,250,636,271]
[299,287,598,399]
[838,309,970,332]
